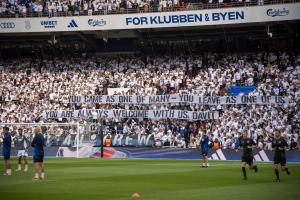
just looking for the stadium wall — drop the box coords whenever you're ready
[1,147,300,162]
[0,3,300,33]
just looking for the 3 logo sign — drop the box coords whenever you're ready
[67,20,78,28]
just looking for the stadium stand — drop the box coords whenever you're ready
[0,51,299,150]
[0,0,299,159]
[0,0,298,18]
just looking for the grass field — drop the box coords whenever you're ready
[0,158,299,200]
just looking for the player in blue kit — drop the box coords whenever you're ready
[31,127,45,180]
[200,131,210,168]
[2,126,12,176]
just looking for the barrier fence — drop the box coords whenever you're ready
[1,146,300,162]
[1,122,299,161]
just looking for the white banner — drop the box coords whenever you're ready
[66,95,289,105]
[0,3,299,33]
[43,109,219,121]
[107,88,130,95]
[107,88,153,95]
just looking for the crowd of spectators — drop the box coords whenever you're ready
[0,51,299,150]
[0,0,276,17]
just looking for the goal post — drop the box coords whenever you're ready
[0,123,80,158]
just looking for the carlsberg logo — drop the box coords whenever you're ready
[266,8,289,17]
[88,19,106,27]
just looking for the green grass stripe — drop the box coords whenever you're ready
[0,158,299,200]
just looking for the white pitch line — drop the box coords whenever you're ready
[143,163,274,167]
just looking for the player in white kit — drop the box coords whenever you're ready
[15,128,30,172]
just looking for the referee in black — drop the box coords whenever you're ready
[239,131,258,180]
[272,129,290,182]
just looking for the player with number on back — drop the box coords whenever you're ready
[200,131,209,168]
[272,130,290,182]
[239,131,258,180]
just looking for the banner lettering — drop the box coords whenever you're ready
[66,95,289,105]
[43,109,219,121]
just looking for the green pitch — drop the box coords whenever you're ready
[0,158,299,200]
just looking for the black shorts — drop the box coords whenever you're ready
[274,154,286,166]
[3,153,10,160]
[242,155,253,165]
[33,155,44,163]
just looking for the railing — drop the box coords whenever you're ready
[0,0,298,18]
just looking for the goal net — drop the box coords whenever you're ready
[0,123,82,158]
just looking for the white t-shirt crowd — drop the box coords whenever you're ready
[0,52,299,150]
[0,0,184,16]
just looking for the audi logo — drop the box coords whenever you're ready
[0,22,15,29]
